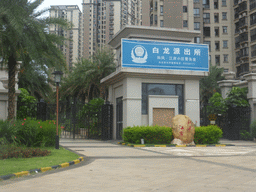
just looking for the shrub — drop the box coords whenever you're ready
[123,125,173,144]
[14,118,61,147]
[250,120,256,139]
[17,88,37,119]
[240,130,253,141]
[0,144,51,159]
[0,120,19,145]
[194,125,223,144]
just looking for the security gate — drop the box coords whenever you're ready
[116,97,123,140]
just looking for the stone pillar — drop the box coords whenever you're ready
[184,79,200,127]
[122,77,142,129]
[243,66,256,131]
[217,72,239,99]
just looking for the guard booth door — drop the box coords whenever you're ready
[116,97,123,140]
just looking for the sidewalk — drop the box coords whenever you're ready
[1,138,256,191]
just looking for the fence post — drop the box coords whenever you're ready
[37,99,47,121]
[101,101,113,140]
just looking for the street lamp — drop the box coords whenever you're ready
[52,71,63,149]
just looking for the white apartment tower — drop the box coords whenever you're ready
[49,5,83,71]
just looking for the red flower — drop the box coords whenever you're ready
[24,118,26,120]
[22,123,24,125]
[49,122,51,124]
[188,126,191,131]
[40,126,42,128]
[181,126,184,130]
[180,131,183,136]
[61,126,64,129]
[38,122,40,124]
[14,124,15,126]
[15,136,16,139]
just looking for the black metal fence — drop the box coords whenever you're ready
[17,99,113,140]
[200,104,251,140]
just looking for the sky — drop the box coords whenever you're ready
[34,0,83,17]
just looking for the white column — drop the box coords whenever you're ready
[184,79,200,126]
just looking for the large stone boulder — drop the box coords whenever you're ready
[171,115,195,145]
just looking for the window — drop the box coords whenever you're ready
[194,22,200,30]
[203,0,210,8]
[224,68,229,72]
[203,13,210,23]
[194,0,200,3]
[194,37,200,44]
[222,12,227,20]
[250,12,256,25]
[224,54,228,62]
[155,1,157,10]
[214,0,219,9]
[215,55,220,66]
[194,8,200,17]
[160,20,164,27]
[222,0,226,6]
[223,26,228,33]
[183,20,188,27]
[215,27,219,37]
[214,13,219,23]
[183,6,187,12]
[215,41,220,51]
[204,27,211,37]
[204,41,211,52]
[160,5,163,15]
[223,40,228,48]
[154,15,157,24]
[142,84,184,115]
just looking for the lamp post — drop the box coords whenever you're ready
[52,71,63,149]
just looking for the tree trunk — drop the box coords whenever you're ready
[7,54,17,121]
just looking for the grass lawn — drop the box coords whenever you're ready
[0,146,80,176]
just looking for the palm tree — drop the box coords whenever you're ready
[60,48,116,102]
[200,63,225,107]
[0,0,70,120]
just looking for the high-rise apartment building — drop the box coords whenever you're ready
[148,0,234,73]
[234,0,256,78]
[82,0,150,59]
[49,5,83,71]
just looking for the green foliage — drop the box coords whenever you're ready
[207,87,250,118]
[240,130,253,141]
[60,48,116,100]
[200,64,225,107]
[0,120,19,145]
[207,92,228,115]
[194,125,223,144]
[0,118,61,147]
[250,120,256,139]
[0,145,51,159]
[17,88,37,119]
[225,87,250,108]
[123,125,173,144]
[77,98,104,136]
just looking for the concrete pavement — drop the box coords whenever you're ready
[1,138,256,191]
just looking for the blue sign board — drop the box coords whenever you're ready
[121,39,209,72]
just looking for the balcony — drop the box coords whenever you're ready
[250,1,256,10]
[234,0,239,6]
[252,49,256,57]
[239,33,248,43]
[252,34,256,42]
[239,17,248,28]
[236,57,241,63]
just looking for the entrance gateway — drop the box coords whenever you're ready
[100,26,209,140]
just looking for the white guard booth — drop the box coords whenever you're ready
[100,26,209,140]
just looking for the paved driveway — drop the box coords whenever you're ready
[1,139,256,192]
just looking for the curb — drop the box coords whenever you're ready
[0,157,84,181]
[118,142,234,147]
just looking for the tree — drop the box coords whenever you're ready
[0,0,70,120]
[199,63,225,108]
[60,48,116,102]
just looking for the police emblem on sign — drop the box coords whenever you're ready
[131,45,148,63]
